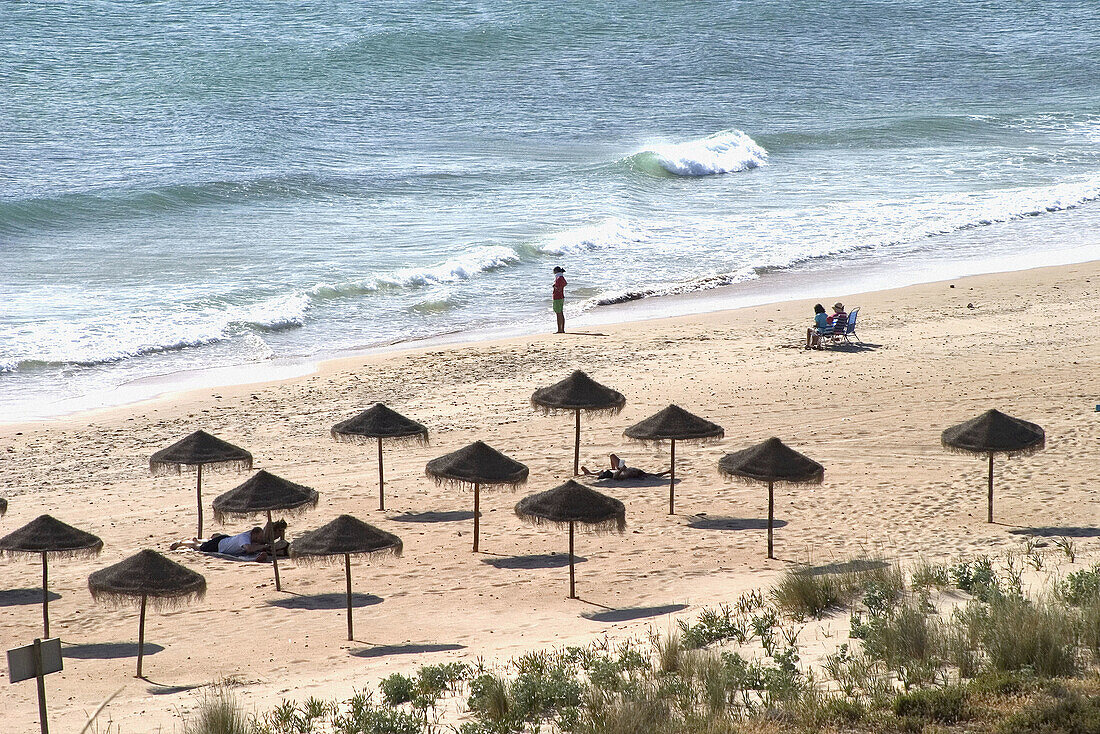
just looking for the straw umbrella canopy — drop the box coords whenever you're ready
[718,438,823,559]
[289,515,402,641]
[331,403,428,511]
[88,549,205,678]
[515,480,625,599]
[624,405,724,515]
[150,430,252,539]
[0,515,103,637]
[211,469,319,591]
[425,441,529,552]
[531,370,625,475]
[941,409,1045,523]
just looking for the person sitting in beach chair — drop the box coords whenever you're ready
[581,453,670,480]
[806,303,830,349]
[170,520,288,562]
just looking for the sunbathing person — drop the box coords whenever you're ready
[581,453,670,480]
[170,524,284,562]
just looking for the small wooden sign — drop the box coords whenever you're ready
[7,638,62,684]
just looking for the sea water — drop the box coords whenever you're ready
[3,0,1099,418]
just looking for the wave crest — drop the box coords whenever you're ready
[629,130,768,177]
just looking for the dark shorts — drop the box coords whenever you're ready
[199,534,229,553]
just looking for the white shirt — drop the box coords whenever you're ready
[218,530,254,555]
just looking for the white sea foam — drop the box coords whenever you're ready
[536,218,641,255]
[640,130,768,176]
[308,245,520,300]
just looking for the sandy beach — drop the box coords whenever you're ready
[2,259,1099,732]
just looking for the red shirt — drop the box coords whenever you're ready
[553,275,567,300]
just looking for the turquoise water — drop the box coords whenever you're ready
[3,1,1100,415]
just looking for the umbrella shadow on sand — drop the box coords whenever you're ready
[1007,526,1100,538]
[582,604,689,623]
[687,516,788,531]
[267,592,383,610]
[481,553,588,570]
[388,510,475,523]
[0,588,61,607]
[62,642,165,660]
[350,643,466,658]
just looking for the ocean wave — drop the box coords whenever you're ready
[582,174,1100,310]
[307,245,521,300]
[627,130,768,177]
[533,218,641,255]
[0,292,308,374]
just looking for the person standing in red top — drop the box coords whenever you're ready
[552,266,567,333]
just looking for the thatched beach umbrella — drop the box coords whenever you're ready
[0,515,102,637]
[718,438,823,559]
[515,480,625,599]
[531,370,625,475]
[88,549,206,677]
[425,441,529,552]
[941,409,1045,523]
[212,469,319,591]
[150,430,253,539]
[624,405,724,515]
[331,403,428,511]
[290,515,402,641]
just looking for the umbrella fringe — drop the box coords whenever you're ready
[718,470,824,486]
[425,473,527,490]
[150,458,253,475]
[939,438,1046,457]
[529,399,625,418]
[330,430,429,446]
[290,545,403,565]
[0,544,102,560]
[212,496,319,525]
[515,513,626,534]
[626,432,725,447]
[88,586,206,609]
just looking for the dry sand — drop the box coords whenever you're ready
[1,260,1098,732]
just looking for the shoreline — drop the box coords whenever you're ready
[9,201,1100,427]
[2,254,1099,731]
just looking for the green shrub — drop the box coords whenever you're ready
[998,690,1100,733]
[1060,565,1100,606]
[961,595,1078,677]
[467,674,511,722]
[677,605,747,649]
[892,685,968,723]
[378,674,415,706]
[952,556,1002,601]
[182,687,250,734]
[911,559,952,591]
[772,568,842,619]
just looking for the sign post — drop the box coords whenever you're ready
[7,637,62,734]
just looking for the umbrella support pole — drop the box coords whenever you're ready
[987,453,994,524]
[574,411,581,476]
[568,521,576,599]
[767,481,775,559]
[669,440,676,515]
[268,510,282,591]
[41,553,49,638]
[345,554,353,641]
[136,594,147,678]
[196,464,204,539]
[473,484,480,553]
[378,438,386,511]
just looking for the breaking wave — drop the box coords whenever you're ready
[628,130,768,177]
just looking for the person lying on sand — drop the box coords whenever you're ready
[170,521,287,562]
[581,453,670,480]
